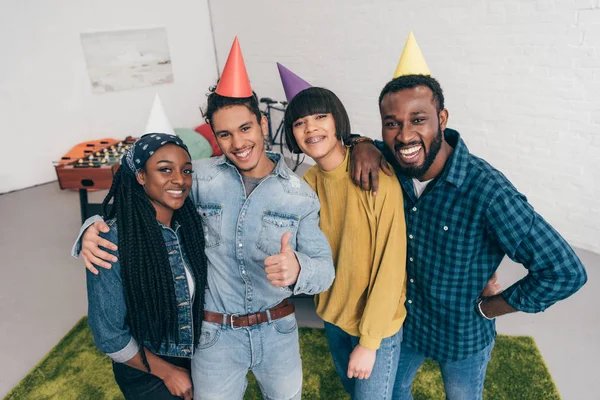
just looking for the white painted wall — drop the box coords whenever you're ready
[209,0,600,254]
[0,0,217,194]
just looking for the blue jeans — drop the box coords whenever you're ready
[191,313,302,400]
[324,322,403,400]
[392,340,495,400]
[113,355,190,399]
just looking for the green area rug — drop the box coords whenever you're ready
[6,317,560,399]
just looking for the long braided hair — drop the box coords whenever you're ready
[101,163,208,372]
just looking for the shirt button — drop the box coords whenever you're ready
[409,257,414,262]
[241,270,246,275]
[443,226,448,231]
[409,234,413,239]
[410,279,414,283]
[412,207,417,212]
[408,300,413,304]
[238,243,243,247]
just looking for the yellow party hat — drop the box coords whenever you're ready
[393,31,431,78]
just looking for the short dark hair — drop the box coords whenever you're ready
[284,87,351,154]
[378,74,445,112]
[203,84,262,130]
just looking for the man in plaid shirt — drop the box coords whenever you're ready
[350,74,587,399]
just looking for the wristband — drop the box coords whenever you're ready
[476,297,495,320]
[350,136,374,148]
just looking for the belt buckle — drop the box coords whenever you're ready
[230,313,242,330]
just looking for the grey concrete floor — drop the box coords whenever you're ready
[0,181,597,399]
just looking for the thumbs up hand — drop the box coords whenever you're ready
[264,232,301,287]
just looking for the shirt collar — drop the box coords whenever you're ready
[156,220,180,232]
[214,152,290,180]
[439,128,470,188]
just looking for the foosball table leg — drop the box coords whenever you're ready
[79,189,89,224]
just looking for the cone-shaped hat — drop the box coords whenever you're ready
[144,94,175,135]
[277,62,312,102]
[215,37,253,98]
[393,31,431,78]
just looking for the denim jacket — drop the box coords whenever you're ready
[74,153,334,317]
[86,218,196,362]
[191,153,335,315]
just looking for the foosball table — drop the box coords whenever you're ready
[55,137,136,223]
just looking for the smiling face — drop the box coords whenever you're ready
[211,105,273,178]
[136,144,193,223]
[380,85,448,180]
[283,87,351,171]
[292,112,344,168]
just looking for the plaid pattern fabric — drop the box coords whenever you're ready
[376,129,587,361]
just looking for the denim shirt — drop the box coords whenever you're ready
[191,152,335,315]
[86,218,196,362]
[74,153,334,316]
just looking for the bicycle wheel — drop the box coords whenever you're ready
[278,125,305,172]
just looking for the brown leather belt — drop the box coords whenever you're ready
[203,299,295,329]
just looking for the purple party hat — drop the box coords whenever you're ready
[277,62,312,102]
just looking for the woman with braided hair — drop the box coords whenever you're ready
[86,133,208,400]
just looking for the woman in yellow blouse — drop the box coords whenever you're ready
[283,86,407,399]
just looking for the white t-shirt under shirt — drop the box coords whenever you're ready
[184,264,194,298]
[412,178,433,199]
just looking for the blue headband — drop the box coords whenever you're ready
[122,133,190,176]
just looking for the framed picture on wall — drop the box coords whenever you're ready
[80,27,173,93]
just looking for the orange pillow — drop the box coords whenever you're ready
[194,123,222,156]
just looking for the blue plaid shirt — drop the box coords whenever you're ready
[376,128,587,361]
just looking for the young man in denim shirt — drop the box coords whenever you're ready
[73,38,335,399]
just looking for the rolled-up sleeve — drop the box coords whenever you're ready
[86,228,139,362]
[292,197,335,295]
[106,337,139,363]
[486,191,587,313]
[71,215,104,258]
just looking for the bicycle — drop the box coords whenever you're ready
[260,97,304,172]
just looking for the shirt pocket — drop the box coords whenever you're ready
[197,204,222,248]
[256,211,300,256]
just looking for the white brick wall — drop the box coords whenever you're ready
[209,0,600,254]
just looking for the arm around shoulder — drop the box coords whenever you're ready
[71,214,105,258]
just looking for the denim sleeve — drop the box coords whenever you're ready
[486,191,587,313]
[292,197,335,295]
[86,227,139,362]
[190,176,200,207]
[71,214,105,258]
